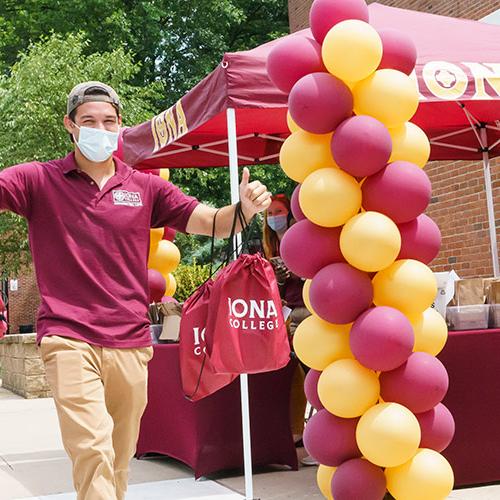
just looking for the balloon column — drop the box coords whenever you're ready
[267,0,454,498]
[145,168,180,303]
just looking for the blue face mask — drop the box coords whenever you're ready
[267,215,288,232]
[73,125,119,163]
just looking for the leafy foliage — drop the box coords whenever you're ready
[0,0,289,103]
[173,261,211,303]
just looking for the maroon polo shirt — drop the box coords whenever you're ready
[0,152,199,348]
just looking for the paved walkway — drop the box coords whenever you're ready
[1,386,499,500]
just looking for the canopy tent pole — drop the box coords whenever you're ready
[227,107,255,500]
[480,127,500,277]
[432,103,499,278]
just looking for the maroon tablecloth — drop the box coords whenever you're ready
[136,344,298,478]
[439,328,500,486]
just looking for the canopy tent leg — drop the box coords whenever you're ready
[480,127,499,277]
[227,107,255,500]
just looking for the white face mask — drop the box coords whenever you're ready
[73,125,119,163]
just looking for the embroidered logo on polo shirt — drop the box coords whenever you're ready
[112,190,143,207]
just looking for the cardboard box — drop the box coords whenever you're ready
[159,302,182,342]
[450,278,487,306]
[486,280,500,305]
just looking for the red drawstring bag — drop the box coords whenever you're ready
[206,250,290,375]
[178,279,237,401]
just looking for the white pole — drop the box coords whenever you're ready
[227,108,241,211]
[226,107,254,500]
[480,127,499,277]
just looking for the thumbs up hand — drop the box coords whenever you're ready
[239,167,272,218]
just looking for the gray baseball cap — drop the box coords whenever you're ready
[67,81,121,116]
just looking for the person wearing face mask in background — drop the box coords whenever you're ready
[0,81,272,499]
[262,194,317,466]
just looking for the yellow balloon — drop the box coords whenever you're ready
[356,402,421,467]
[286,110,301,133]
[318,359,380,418]
[317,465,336,500]
[164,273,177,297]
[299,168,362,227]
[159,169,170,182]
[293,315,352,371]
[302,279,316,315]
[280,130,336,183]
[385,449,454,500]
[322,20,383,83]
[406,308,448,356]
[150,227,164,249]
[340,212,401,272]
[344,80,356,92]
[148,240,181,274]
[353,69,419,128]
[389,122,431,168]
[372,259,437,316]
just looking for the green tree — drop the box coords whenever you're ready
[0,0,289,102]
[0,33,162,276]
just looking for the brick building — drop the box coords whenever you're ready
[289,0,500,278]
[288,0,500,32]
[5,0,500,334]
[6,269,40,335]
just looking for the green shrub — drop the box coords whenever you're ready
[173,261,211,303]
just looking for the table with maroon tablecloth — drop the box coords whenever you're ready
[439,328,500,486]
[136,344,298,478]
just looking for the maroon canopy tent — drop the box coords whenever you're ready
[122,2,500,170]
[121,2,500,277]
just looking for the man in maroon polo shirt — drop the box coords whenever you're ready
[0,81,271,500]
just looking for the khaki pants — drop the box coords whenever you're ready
[40,335,153,500]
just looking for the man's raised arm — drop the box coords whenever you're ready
[185,167,272,238]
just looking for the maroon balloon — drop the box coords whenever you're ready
[378,29,418,75]
[288,72,353,134]
[267,34,326,94]
[331,116,392,177]
[310,0,369,44]
[148,269,166,303]
[163,226,177,242]
[416,403,455,452]
[350,306,414,372]
[291,184,305,221]
[309,263,373,324]
[280,219,345,279]
[380,352,450,414]
[303,409,361,466]
[304,369,324,410]
[398,214,442,264]
[331,458,387,500]
[362,161,432,224]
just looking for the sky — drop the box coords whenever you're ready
[481,8,500,26]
